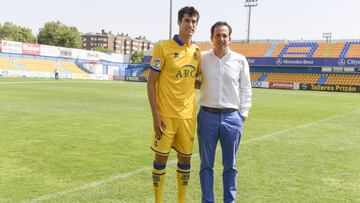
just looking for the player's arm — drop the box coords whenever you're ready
[147,70,166,138]
[147,44,166,138]
[195,49,202,89]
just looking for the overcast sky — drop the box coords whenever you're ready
[1,0,360,42]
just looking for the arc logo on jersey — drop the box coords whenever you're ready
[176,65,196,78]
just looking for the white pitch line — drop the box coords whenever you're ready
[24,167,151,203]
[0,80,123,84]
[23,158,181,203]
[242,108,360,144]
[0,81,59,84]
[24,109,359,202]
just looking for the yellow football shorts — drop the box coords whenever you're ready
[150,117,195,157]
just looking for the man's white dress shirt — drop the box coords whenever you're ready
[199,49,252,118]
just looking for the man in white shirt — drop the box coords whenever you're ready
[197,21,252,203]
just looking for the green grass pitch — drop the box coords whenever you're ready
[0,77,359,202]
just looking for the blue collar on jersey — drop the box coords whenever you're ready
[173,35,185,46]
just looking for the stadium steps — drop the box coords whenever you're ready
[279,42,318,58]
[317,75,328,85]
[258,73,269,81]
[58,61,88,74]
[11,59,28,71]
[343,42,360,58]
[75,62,94,74]
[270,43,286,57]
[264,43,278,57]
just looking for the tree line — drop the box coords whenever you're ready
[0,21,145,63]
[0,21,82,48]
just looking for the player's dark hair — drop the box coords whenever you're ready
[211,21,232,38]
[178,6,200,22]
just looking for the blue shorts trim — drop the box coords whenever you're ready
[150,146,170,156]
[171,146,192,157]
[150,146,192,157]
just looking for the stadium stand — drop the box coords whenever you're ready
[0,40,128,80]
[341,41,360,58]
[0,57,88,75]
[250,72,263,81]
[317,75,328,85]
[329,42,346,58]
[264,72,320,84]
[140,68,149,78]
[58,61,87,74]
[279,42,318,58]
[197,42,271,57]
[270,43,286,57]
[196,42,213,52]
[312,43,327,58]
[0,58,18,70]
[196,40,360,59]
[229,42,271,57]
[15,58,57,72]
[250,72,360,86]
[139,40,359,88]
[3,38,357,89]
[326,74,360,85]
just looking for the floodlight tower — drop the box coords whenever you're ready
[169,0,173,39]
[244,0,258,43]
[322,32,332,43]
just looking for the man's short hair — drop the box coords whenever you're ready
[211,21,232,37]
[178,6,200,22]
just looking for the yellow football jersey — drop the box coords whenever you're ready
[150,35,201,119]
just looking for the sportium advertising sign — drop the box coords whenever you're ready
[269,82,294,90]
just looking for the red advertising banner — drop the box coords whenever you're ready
[22,43,40,55]
[1,40,22,54]
[269,82,294,90]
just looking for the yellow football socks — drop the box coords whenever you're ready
[176,163,191,203]
[153,162,166,203]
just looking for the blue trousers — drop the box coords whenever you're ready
[197,107,244,203]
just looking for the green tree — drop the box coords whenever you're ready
[0,22,36,43]
[37,21,82,48]
[94,46,115,53]
[130,51,145,64]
